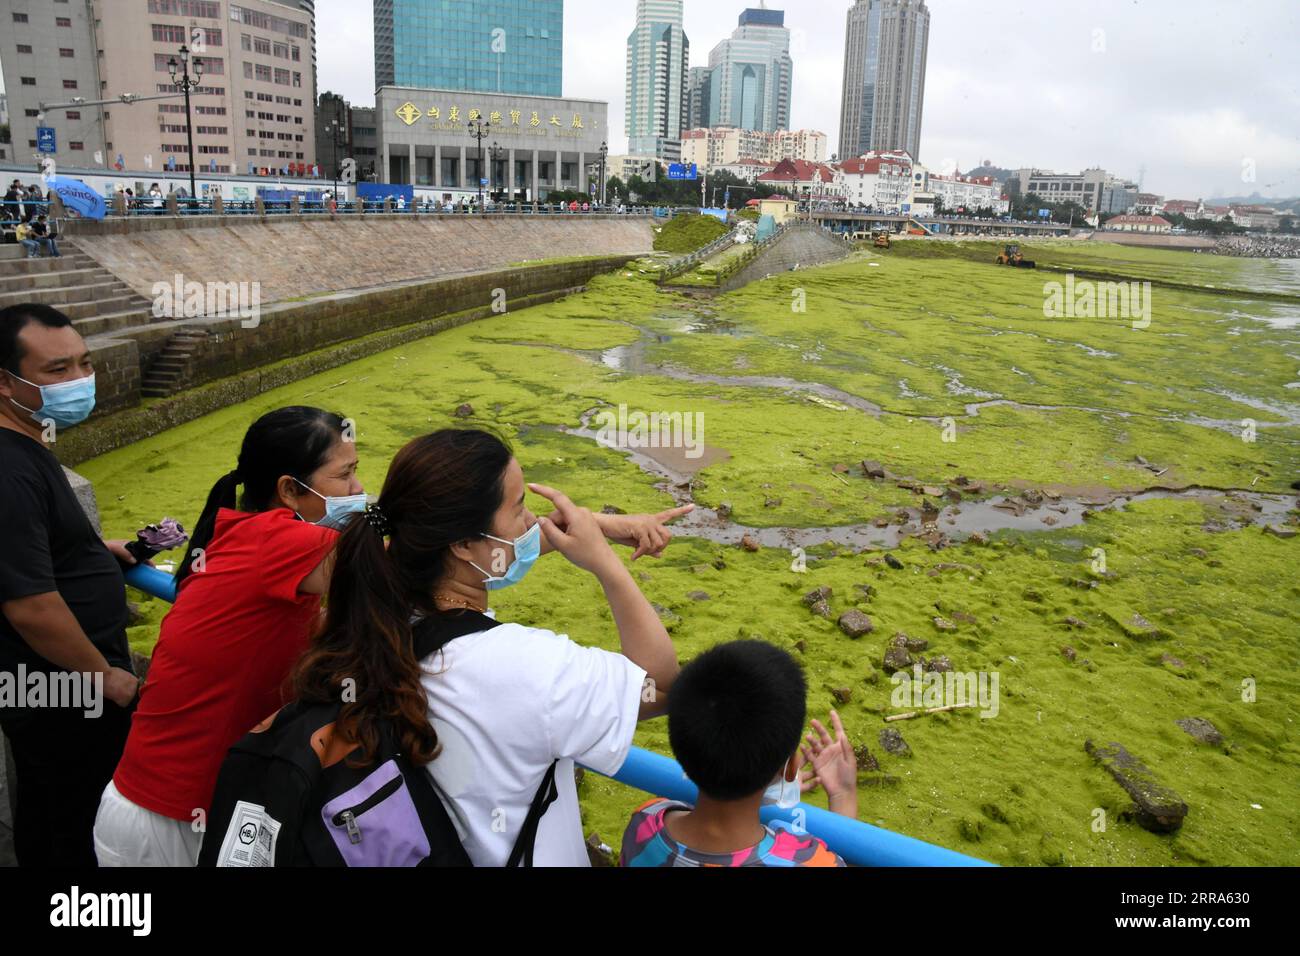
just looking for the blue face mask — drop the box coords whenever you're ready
[7,371,96,429]
[471,522,542,591]
[293,478,368,532]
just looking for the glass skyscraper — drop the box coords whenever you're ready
[838,0,929,160]
[375,0,563,97]
[625,0,690,161]
[701,7,793,134]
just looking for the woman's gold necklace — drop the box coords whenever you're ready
[433,593,487,613]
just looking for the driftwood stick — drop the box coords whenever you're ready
[884,703,974,722]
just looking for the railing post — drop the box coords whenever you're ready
[211,194,224,216]
[254,196,266,218]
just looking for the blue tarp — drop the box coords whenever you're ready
[357,182,415,204]
[756,213,777,242]
[257,187,326,203]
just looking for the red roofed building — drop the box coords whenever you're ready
[835,150,913,211]
[1104,214,1172,234]
[757,157,845,203]
[1162,199,1200,218]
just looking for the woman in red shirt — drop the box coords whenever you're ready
[93,406,361,867]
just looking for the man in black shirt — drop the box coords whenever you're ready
[0,304,142,867]
[29,216,61,259]
[3,180,24,226]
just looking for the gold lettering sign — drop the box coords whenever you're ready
[393,100,600,139]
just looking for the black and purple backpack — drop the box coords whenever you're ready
[198,611,559,867]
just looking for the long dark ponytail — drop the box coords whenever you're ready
[294,430,513,766]
[175,406,349,585]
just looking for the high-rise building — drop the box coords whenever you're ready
[272,0,317,94]
[0,0,103,167]
[686,66,712,130]
[374,0,563,97]
[625,0,690,162]
[2,0,317,178]
[681,126,827,170]
[703,7,792,134]
[838,0,929,160]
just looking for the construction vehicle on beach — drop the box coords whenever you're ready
[995,243,1036,268]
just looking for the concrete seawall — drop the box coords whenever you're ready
[68,213,656,303]
[60,254,636,465]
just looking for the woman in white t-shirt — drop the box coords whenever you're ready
[292,429,681,866]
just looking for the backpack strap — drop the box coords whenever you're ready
[411,610,501,661]
[506,760,561,868]
[411,610,560,866]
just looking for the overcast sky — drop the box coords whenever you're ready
[309,0,1298,199]
[5,0,1290,198]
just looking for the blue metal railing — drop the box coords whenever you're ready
[72,197,658,219]
[123,562,992,867]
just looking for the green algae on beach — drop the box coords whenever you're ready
[78,240,1299,866]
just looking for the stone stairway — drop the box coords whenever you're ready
[140,328,209,398]
[0,241,154,337]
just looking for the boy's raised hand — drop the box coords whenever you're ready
[799,710,859,819]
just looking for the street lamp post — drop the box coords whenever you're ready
[326,117,345,207]
[468,116,493,210]
[166,45,203,201]
[489,141,505,202]
[598,141,608,206]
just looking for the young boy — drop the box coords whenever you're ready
[620,640,858,867]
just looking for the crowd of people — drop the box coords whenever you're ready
[3,180,61,260]
[1213,233,1300,259]
[0,301,860,868]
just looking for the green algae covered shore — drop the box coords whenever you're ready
[78,239,1299,866]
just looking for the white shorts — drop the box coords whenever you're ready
[93,779,202,867]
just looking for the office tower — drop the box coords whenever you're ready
[0,0,101,166]
[625,0,690,161]
[704,7,792,133]
[686,66,712,130]
[838,0,929,160]
[374,0,563,97]
[2,0,318,176]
